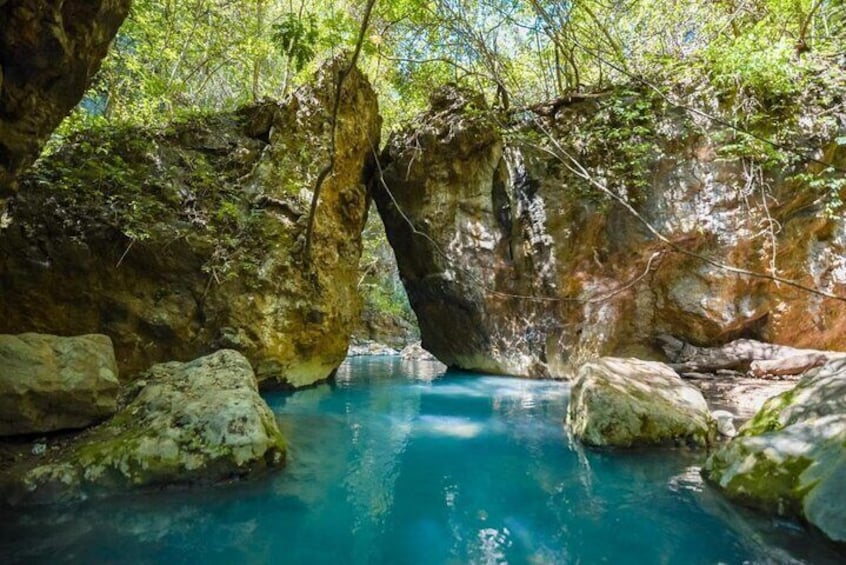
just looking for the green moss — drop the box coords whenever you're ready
[740,387,796,436]
[21,108,307,288]
[710,444,813,516]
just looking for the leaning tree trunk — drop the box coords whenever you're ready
[657,334,846,376]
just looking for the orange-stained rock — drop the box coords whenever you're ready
[0,57,381,388]
[374,83,846,377]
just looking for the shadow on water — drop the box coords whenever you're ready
[1,356,844,564]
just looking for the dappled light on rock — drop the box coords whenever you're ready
[567,357,716,447]
[704,358,846,542]
[0,350,285,506]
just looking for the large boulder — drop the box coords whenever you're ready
[373,82,846,377]
[703,358,846,542]
[2,349,285,505]
[0,333,119,436]
[0,56,381,388]
[1,0,131,193]
[567,357,716,447]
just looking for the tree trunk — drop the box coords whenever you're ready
[657,334,846,376]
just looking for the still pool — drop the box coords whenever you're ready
[1,356,843,564]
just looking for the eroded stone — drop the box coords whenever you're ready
[373,85,846,377]
[2,349,285,505]
[567,357,716,447]
[703,358,846,542]
[0,333,119,436]
[0,56,381,389]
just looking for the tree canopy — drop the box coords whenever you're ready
[58,0,845,135]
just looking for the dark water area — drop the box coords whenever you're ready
[1,356,843,564]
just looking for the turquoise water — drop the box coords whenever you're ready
[1,356,843,564]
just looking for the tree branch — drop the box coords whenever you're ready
[303,0,377,259]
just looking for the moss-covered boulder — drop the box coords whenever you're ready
[0,56,381,388]
[703,359,846,542]
[567,357,716,447]
[1,349,285,505]
[0,333,119,436]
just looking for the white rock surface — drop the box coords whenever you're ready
[3,350,285,505]
[711,410,737,438]
[567,357,716,447]
[704,358,846,542]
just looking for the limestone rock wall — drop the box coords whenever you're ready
[0,57,381,388]
[0,0,131,193]
[374,84,846,378]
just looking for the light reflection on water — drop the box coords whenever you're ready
[1,356,843,564]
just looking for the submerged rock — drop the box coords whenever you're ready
[710,410,737,438]
[0,0,131,192]
[374,83,846,377]
[0,56,381,388]
[1,349,285,505]
[703,358,846,542]
[0,333,119,436]
[567,358,716,447]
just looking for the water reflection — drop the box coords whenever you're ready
[415,415,484,439]
[344,373,421,563]
[334,356,447,386]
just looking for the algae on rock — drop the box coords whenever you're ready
[567,357,716,447]
[703,359,846,542]
[2,349,285,506]
[0,56,381,388]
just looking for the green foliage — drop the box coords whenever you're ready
[272,13,320,72]
[358,212,415,323]
[791,166,846,216]
[513,87,663,206]
[39,0,845,271]
[594,91,660,196]
[53,0,844,140]
[26,117,276,286]
[363,280,413,320]
[62,0,364,131]
[30,126,166,242]
[704,36,805,101]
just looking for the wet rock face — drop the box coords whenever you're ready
[1,349,285,505]
[703,359,846,542]
[0,333,119,436]
[0,57,381,388]
[0,0,131,192]
[567,357,715,447]
[374,85,846,377]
